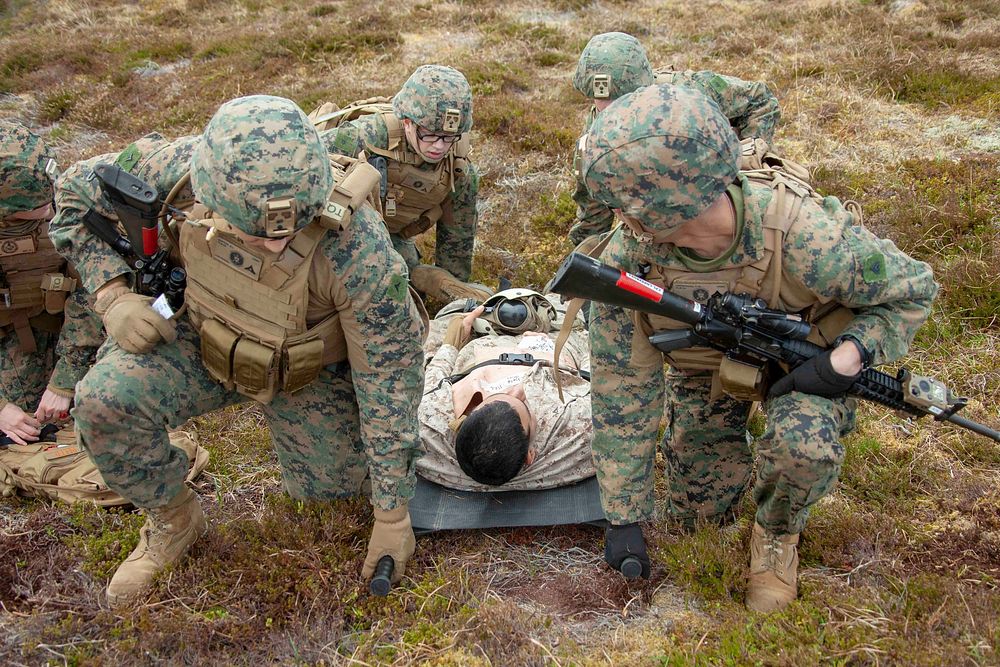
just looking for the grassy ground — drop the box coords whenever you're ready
[1,0,999,664]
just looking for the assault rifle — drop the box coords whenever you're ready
[549,252,1000,443]
[82,163,185,312]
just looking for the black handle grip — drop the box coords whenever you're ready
[369,555,394,596]
[619,556,643,579]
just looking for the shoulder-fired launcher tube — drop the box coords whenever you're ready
[548,252,705,326]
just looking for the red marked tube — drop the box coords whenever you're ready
[142,226,158,257]
[615,271,665,303]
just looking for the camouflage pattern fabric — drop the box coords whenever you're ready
[392,65,473,135]
[74,319,371,505]
[50,119,425,511]
[572,32,655,101]
[570,63,781,245]
[583,87,936,531]
[322,113,480,282]
[588,180,937,530]
[1,328,58,412]
[581,85,740,239]
[0,121,55,219]
[418,297,592,492]
[191,96,333,237]
[0,122,102,414]
[46,288,103,393]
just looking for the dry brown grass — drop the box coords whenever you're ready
[2,0,1000,664]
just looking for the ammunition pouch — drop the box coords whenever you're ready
[198,314,344,404]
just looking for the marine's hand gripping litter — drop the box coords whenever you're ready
[550,252,1000,443]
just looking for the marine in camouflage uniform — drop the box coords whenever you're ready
[0,122,103,449]
[569,31,781,247]
[49,96,425,605]
[317,65,489,302]
[418,293,592,491]
[579,85,937,610]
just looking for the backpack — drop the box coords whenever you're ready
[0,428,209,506]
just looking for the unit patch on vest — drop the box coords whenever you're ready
[862,252,886,282]
[671,280,730,305]
[0,235,36,257]
[400,172,434,194]
[210,234,264,281]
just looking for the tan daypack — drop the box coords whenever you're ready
[0,428,209,506]
[307,96,394,132]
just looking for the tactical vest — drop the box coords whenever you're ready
[0,221,77,353]
[309,99,470,239]
[178,156,381,403]
[633,168,859,399]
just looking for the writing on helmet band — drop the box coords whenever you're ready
[593,74,611,99]
[265,198,295,237]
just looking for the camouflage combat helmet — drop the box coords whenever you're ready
[573,32,655,101]
[0,121,57,222]
[392,65,473,135]
[581,85,740,237]
[190,95,333,238]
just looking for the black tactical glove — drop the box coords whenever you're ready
[768,349,861,400]
[605,522,651,579]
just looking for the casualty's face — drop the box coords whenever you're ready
[451,368,536,443]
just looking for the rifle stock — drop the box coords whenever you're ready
[87,163,186,307]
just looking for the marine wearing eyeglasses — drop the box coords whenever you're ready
[319,65,491,305]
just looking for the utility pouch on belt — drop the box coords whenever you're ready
[39,272,76,315]
[719,356,769,402]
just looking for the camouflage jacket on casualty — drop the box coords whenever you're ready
[418,302,593,492]
[49,133,426,510]
[570,70,781,246]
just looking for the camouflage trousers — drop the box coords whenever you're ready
[391,234,421,272]
[72,319,368,509]
[590,293,856,536]
[1,326,58,411]
[663,369,856,535]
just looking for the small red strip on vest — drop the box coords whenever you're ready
[142,227,159,256]
[615,271,664,302]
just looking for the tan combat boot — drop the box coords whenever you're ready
[106,487,206,607]
[746,522,799,613]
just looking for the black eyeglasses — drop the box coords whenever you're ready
[415,127,461,145]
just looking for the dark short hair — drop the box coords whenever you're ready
[455,400,529,486]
